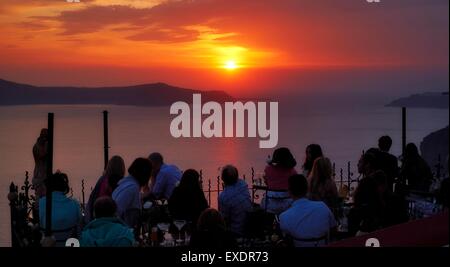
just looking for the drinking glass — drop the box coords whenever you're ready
[173,220,187,244]
[157,222,170,245]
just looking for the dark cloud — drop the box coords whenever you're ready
[17,0,449,65]
[54,5,151,35]
[16,21,50,31]
[126,27,199,43]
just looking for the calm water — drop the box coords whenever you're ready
[0,104,448,246]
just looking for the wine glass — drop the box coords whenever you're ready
[173,220,186,245]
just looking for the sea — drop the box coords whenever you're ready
[0,102,448,246]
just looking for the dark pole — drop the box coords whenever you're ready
[402,107,406,156]
[45,113,54,237]
[103,110,109,170]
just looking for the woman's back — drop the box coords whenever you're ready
[39,191,81,245]
[264,165,297,191]
[308,157,338,211]
[402,156,433,191]
[309,178,339,210]
[39,192,81,230]
[169,185,208,222]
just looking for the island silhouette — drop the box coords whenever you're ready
[0,79,234,106]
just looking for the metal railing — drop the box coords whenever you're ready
[8,153,446,247]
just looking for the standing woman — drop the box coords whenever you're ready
[86,155,125,222]
[32,128,49,198]
[302,144,323,177]
[262,147,297,214]
[308,157,339,214]
[400,143,434,192]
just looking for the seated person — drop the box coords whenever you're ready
[349,151,383,235]
[169,169,209,224]
[302,144,323,177]
[279,174,336,247]
[112,158,152,228]
[262,147,297,214]
[39,172,81,246]
[218,165,252,237]
[86,155,125,222]
[308,157,339,215]
[189,208,237,248]
[147,152,182,200]
[81,196,135,247]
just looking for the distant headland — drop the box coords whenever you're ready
[0,79,234,106]
[386,92,449,109]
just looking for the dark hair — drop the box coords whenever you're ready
[94,196,117,218]
[404,143,419,158]
[378,136,393,151]
[45,172,70,194]
[128,158,153,187]
[303,144,323,171]
[221,165,239,186]
[178,169,202,191]
[197,208,226,231]
[269,147,297,169]
[148,152,164,165]
[363,148,382,171]
[288,174,308,198]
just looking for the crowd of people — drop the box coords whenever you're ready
[32,129,448,247]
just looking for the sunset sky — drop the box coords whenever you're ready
[0,0,448,97]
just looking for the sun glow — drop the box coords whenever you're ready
[224,60,238,70]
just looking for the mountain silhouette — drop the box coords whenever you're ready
[0,79,234,106]
[386,92,449,109]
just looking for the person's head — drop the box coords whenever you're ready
[404,143,419,159]
[303,144,323,171]
[94,196,117,218]
[45,171,70,194]
[104,155,126,190]
[378,136,393,152]
[358,149,380,176]
[269,147,297,169]
[128,158,153,187]
[309,157,333,183]
[40,128,48,138]
[197,208,226,231]
[178,169,202,191]
[288,174,308,199]
[37,128,48,142]
[148,152,164,173]
[221,165,239,186]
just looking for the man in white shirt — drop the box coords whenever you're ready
[279,174,336,247]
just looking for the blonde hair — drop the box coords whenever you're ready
[308,157,333,193]
[104,155,125,189]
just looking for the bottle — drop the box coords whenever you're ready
[271,217,280,243]
[151,227,158,247]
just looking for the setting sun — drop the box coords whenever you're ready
[224,60,238,70]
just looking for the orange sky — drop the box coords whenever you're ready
[0,0,448,96]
